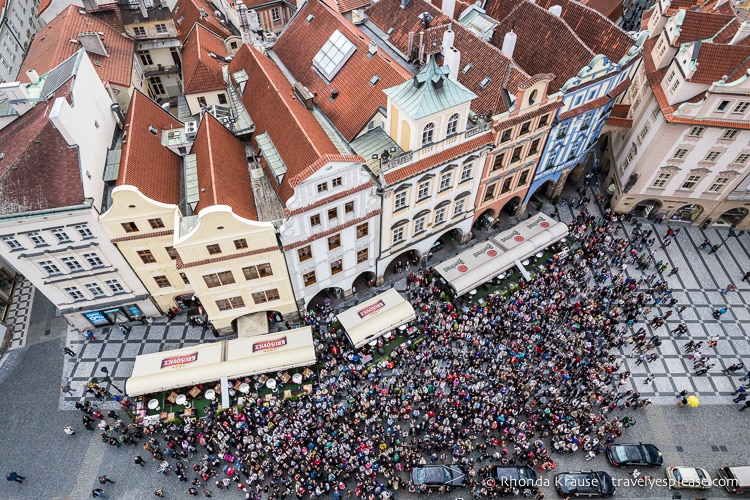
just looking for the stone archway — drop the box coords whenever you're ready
[717,207,749,226]
[670,203,704,222]
[631,199,662,219]
[305,287,346,313]
[501,196,522,215]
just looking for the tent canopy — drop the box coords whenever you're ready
[337,289,415,348]
[436,213,569,297]
[125,327,316,396]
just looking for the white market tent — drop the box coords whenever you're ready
[436,213,569,297]
[125,327,316,396]
[337,289,415,348]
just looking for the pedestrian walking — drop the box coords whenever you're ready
[668,267,679,277]
[739,401,750,411]
[722,284,736,294]
[700,238,711,250]
[63,347,76,356]
[134,455,145,466]
[6,472,24,483]
[742,271,750,282]
[734,393,747,403]
[632,468,642,479]
[63,426,75,435]
[92,488,108,498]
[709,244,720,254]
[98,475,115,484]
[155,489,165,498]
[61,383,75,396]
[84,330,96,341]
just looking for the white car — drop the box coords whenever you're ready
[666,466,712,489]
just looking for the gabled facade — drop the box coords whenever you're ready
[603,0,750,228]
[100,90,296,332]
[181,23,229,115]
[376,57,493,277]
[19,4,141,111]
[116,0,183,101]
[229,44,381,310]
[0,0,42,82]
[212,0,295,38]
[0,51,157,331]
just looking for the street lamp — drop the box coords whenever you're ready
[98,366,123,394]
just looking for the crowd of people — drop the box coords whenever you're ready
[68,205,747,499]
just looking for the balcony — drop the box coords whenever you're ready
[143,63,180,77]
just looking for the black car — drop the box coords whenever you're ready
[554,471,615,497]
[411,465,467,488]
[607,443,663,467]
[489,466,538,489]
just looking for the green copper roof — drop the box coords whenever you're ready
[383,56,476,120]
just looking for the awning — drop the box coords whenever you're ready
[125,327,317,396]
[125,342,225,397]
[337,289,415,348]
[436,213,569,297]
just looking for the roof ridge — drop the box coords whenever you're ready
[523,1,596,58]
[202,113,220,207]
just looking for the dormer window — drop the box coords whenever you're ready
[313,30,356,80]
[446,114,459,136]
[422,123,435,146]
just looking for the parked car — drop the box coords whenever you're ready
[411,465,467,488]
[667,466,712,489]
[607,443,663,467]
[489,465,538,489]
[554,471,615,497]
[717,465,750,494]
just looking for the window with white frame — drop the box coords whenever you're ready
[39,260,61,275]
[51,228,71,243]
[454,198,465,215]
[155,23,168,34]
[394,191,407,210]
[422,123,435,146]
[2,235,23,250]
[666,70,676,84]
[62,257,83,272]
[681,175,701,190]
[733,153,750,164]
[417,182,430,200]
[733,101,749,113]
[722,129,739,140]
[672,148,689,160]
[392,226,405,244]
[439,172,452,191]
[105,279,125,294]
[716,100,730,112]
[84,253,104,268]
[651,172,672,189]
[27,232,46,246]
[669,79,679,93]
[434,207,446,225]
[86,283,106,298]
[133,26,146,37]
[313,30,356,80]
[708,177,730,193]
[64,286,85,301]
[271,7,281,22]
[75,224,94,239]
[446,113,459,136]
[414,217,425,234]
[460,163,473,183]
[687,126,705,137]
[704,151,721,162]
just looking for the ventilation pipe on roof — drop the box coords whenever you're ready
[26,69,40,84]
[400,0,410,9]
[111,103,126,128]
[368,41,378,56]
[442,27,455,50]
[442,0,456,19]
[549,5,562,16]
[444,46,461,81]
[501,30,517,59]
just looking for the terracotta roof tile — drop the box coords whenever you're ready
[580,0,621,23]
[20,5,134,87]
[182,24,228,95]
[0,100,84,214]
[383,131,493,184]
[118,90,182,204]
[191,113,257,220]
[173,0,233,44]
[365,0,529,116]
[273,0,411,141]
[320,0,370,14]
[228,44,341,204]
[670,10,736,45]
[689,42,750,84]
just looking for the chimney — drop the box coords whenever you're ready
[368,41,378,56]
[501,30,517,59]
[730,20,750,45]
[442,0,456,18]
[137,0,149,18]
[444,46,460,81]
[419,12,433,29]
[400,0,410,8]
[549,5,562,16]
[442,27,455,51]
[26,69,40,83]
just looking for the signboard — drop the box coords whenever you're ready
[252,336,287,352]
[83,311,110,326]
[161,351,198,369]
[357,300,385,319]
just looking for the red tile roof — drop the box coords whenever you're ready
[173,0,233,44]
[688,42,750,84]
[0,99,84,214]
[489,2,595,93]
[38,0,52,16]
[228,44,342,204]
[365,0,529,116]
[320,0,370,14]
[182,23,228,95]
[191,113,258,220]
[118,90,182,204]
[670,10,736,45]
[580,0,621,23]
[273,0,411,141]
[383,131,493,184]
[19,5,135,88]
